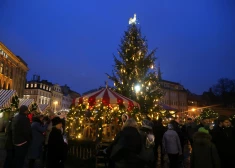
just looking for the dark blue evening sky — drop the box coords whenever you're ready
[0,0,234,94]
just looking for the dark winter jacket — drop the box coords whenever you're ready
[4,119,13,150]
[28,118,48,159]
[190,132,220,168]
[139,127,155,167]
[182,122,197,140]
[47,127,66,168]
[12,113,32,145]
[211,126,235,168]
[110,126,143,168]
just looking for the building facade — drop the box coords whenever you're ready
[51,84,63,112]
[62,94,72,111]
[0,42,28,97]
[24,75,52,106]
[61,84,81,111]
[160,80,188,115]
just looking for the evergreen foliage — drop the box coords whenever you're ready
[199,108,218,119]
[107,24,163,114]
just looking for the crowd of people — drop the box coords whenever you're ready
[3,105,68,168]
[103,114,235,168]
[2,105,235,168]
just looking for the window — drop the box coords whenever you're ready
[26,84,29,88]
[31,84,33,88]
[34,84,37,88]
[5,66,8,76]
[43,85,45,89]
[0,63,3,74]
[40,84,42,88]
[49,87,51,91]
[46,86,48,90]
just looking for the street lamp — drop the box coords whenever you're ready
[54,101,58,112]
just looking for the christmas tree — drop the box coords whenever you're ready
[107,14,163,115]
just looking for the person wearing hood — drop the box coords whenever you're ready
[12,105,32,168]
[121,114,129,125]
[190,129,220,168]
[162,123,182,168]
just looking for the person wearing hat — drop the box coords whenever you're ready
[47,117,66,168]
[190,129,220,168]
[12,105,32,168]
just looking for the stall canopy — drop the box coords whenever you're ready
[76,87,140,110]
[0,89,16,108]
[38,104,49,112]
[159,103,178,112]
[19,98,34,107]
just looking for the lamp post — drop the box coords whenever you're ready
[54,101,58,112]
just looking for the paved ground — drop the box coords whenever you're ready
[0,133,190,168]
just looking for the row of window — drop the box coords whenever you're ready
[39,97,50,105]
[0,49,9,58]
[53,86,61,92]
[164,91,187,98]
[26,83,52,91]
[0,63,13,78]
[52,93,62,98]
[63,97,72,102]
[163,83,183,90]
[162,100,187,107]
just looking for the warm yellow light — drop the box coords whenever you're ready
[54,101,58,105]
[192,108,196,112]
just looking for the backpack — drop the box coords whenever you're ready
[138,131,155,164]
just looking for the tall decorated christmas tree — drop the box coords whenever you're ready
[107,14,163,115]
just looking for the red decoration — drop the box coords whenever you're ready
[76,88,139,110]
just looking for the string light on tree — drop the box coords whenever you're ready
[107,13,163,116]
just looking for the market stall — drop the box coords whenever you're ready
[67,86,140,142]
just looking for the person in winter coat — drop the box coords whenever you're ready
[162,123,182,168]
[28,115,48,168]
[190,130,220,168]
[170,120,186,153]
[139,119,155,168]
[211,115,235,168]
[181,118,197,147]
[152,118,166,165]
[47,117,66,168]
[3,116,14,168]
[12,105,32,168]
[110,118,143,168]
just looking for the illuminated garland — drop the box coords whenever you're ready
[0,95,19,113]
[107,23,164,114]
[66,102,142,141]
[198,108,218,120]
